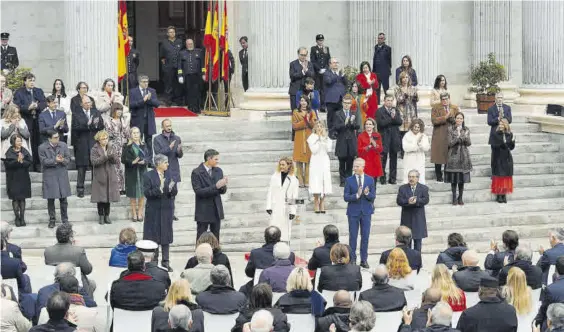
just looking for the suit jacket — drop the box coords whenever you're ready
[498,260,542,289]
[323,70,347,104]
[456,297,518,332]
[334,109,360,157]
[487,104,512,145]
[288,59,315,95]
[239,48,248,73]
[110,271,167,311]
[318,263,362,292]
[452,266,491,292]
[397,183,429,240]
[0,251,25,291]
[70,94,96,115]
[535,277,564,326]
[6,242,26,272]
[245,243,296,278]
[344,173,376,217]
[380,245,422,273]
[397,303,436,332]
[129,86,160,136]
[13,87,47,126]
[1,45,19,70]
[377,106,403,154]
[153,132,183,182]
[537,243,564,284]
[372,44,392,76]
[38,109,68,142]
[258,259,295,293]
[310,45,331,73]
[484,250,515,277]
[358,284,407,312]
[44,243,93,276]
[191,163,226,224]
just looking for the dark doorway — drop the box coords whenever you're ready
[157,1,209,48]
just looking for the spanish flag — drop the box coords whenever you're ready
[117,0,130,82]
[204,3,220,82]
[220,1,229,82]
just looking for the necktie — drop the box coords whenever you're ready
[143,88,147,96]
[412,186,416,195]
[51,112,55,121]
[346,111,349,118]
[357,175,362,189]
[85,111,90,119]
[208,168,212,177]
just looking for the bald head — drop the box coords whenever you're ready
[422,288,442,305]
[462,250,479,267]
[333,290,352,308]
[186,39,194,50]
[195,243,213,264]
[372,264,389,285]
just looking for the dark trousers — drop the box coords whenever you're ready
[376,74,390,105]
[163,67,182,104]
[47,198,68,222]
[184,73,202,112]
[435,164,444,180]
[326,102,341,133]
[348,214,371,263]
[338,157,354,185]
[77,166,88,192]
[315,73,326,109]
[197,222,221,241]
[96,202,110,216]
[242,72,249,91]
[381,151,398,182]
[154,244,170,264]
[290,94,297,141]
[411,239,422,252]
[23,117,40,170]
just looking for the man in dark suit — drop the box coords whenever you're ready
[535,257,564,328]
[396,170,429,252]
[498,244,543,289]
[452,250,491,292]
[358,264,406,312]
[13,73,46,171]
[344,158,376,268]
[334,94,360,185]
[323,57,347,132]
[376,95,402,185]
[239,36,249,91]
[39,95,68,143]
[316,290,352,331]
[178,39,204,113]
[308,224,351,271]
[130,74,160,164]
[485,229,518,277]
[288,47,315,110]
[71,95,104,198]
[1,221,27,272]
[487,93,512,171]
[398,288,442,331]
[127,36,140,89]
[1,32,19,71]
[372,32,392,104]
[160,26,184,105]
[310,34,331,111]
[191,149,227,241]
[537,228,564,285]
[380,226,423,273]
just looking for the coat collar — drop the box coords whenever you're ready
[322,306,351,316]
[272,259,293,267]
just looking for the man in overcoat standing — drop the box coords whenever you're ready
[396,170,429,252]
[130,75,160,165]
[376,95,402,185]
[372,33,392,104]
[289,47,315,110]
[334,94,360,187]
[191,149,228,241]
[323,58,347,133]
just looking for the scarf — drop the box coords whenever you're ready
[68,293,85,306]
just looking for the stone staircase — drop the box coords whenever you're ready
[1,109,561,257]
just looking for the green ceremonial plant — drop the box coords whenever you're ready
[6,67,32,91]
[469,52,506,95]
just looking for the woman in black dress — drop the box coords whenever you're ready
[491,118,515,203]
[2,135,31,226]
[444,112,472,205]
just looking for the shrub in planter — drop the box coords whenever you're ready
[5,67,32,91]
[469,53,506,113]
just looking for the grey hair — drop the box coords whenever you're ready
[0,221,12,241]
[210,264,231,286]
[154,154,168,167]
[250,309,274,332]
[408,169,420,177]
[372,264,389,285]
[297,47,308,54]
[514,244,533,262]
[548,303,564,329]
[54,262,77,282]
[195,243,213,264]
[168,304,192,329]
[550,228,564,242]
[430,302,453,326]
[138,74,149,82]
[273,242,291,260]
[349,300,376,331]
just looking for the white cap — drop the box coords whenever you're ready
[136,240,158,252]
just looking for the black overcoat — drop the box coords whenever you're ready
[456,297,518,332]
[191,163,226,224]
[491,131,515,177]
[3,146,32,199]
[397,183,429,240]
[71,107,104,167]
[333,109,359,158]
[143,169,178,245]
[376,106,403,154]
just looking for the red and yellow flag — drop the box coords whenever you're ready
[204,3,220,82]
[220,1,229,81]
[117,0,130,82]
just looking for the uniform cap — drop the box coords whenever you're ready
[316,34,324,41]
[136,240,158,252]
[1,32,9,40]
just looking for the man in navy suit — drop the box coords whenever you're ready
[396,170,430,252]
[537,228,564,285]
[372,33,392,104]
[323,58,347,132]
[535,256,564,328]
[13,73,46,171]
[130,74,160,165]
[379,226,423,273]
[288,47,315,110]
[487,93,512,170]
[344,158,376,268]
[39,95,68,143]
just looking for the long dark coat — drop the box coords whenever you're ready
[334,109,360,158]
[430,104,458,164]
[3,146,32,199]
[396,183,429,240]
[376,106,403,154]
[122,142,149,198]
[491,131,514,177]
[90,143,120,203]
[71,107,104,167]
[153,132,183,182]
[191,163,226,224]
[445,126,473,173]
[129,87,159,137]
[38,141,72,199]
[70,95,96,115]
[456,297,518,332]
[143,169,177,245]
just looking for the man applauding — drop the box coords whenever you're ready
[396,170,429,252]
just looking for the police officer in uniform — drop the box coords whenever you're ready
[159,26,183,105]
[178,39,204,113]
[129,240,171,289]
[1,32,19,72]
[310,34,331,112]
[127,36,140,89]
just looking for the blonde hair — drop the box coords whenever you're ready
[330,243,350,264]
[94,130,109,142]
[2,104,20,122]
[313,121,328,138]
[431,264,463,304]
[118,227,137,245]
[163,279,193,312]
[399,71,412,86]
[127,127,142,145]
[502,267,532,315]
[276,157,295,176]
[386,248,412,279]
[500,118,511,133]
[286,267,313,292]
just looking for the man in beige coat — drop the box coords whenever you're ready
[430,92,459,182]
[180,243,214,296]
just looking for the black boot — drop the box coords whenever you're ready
[502,195,507,203]
[496,195,503,203]
[380,175,387,185]
[104,204,112,224]
[435,164,443,182]
[98,216,104,225]
[451,184,457,205]
[19,200,26,227]
[11,200,21,226]
[458,183,464,205]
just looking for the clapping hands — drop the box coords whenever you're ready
[363,186,370,195]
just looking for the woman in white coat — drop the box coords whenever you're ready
[307,121,332,213]
[266,157,299,243]
[402,118,430,184]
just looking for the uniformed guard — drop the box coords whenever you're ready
[159,26,184,105]
[127,36,140,89]
[135,239,172,288]
[177,39,204,113]
[1,32,19,72]
[310,34,331,112]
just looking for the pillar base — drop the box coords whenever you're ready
[514,88,564,114]
[239,88,290,112]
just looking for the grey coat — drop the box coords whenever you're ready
[445,126,472,173]
[44,242,95,295]
[90,143,120,203]
[38,141,72,199]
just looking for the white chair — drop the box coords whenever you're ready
[203,312,238,331]
[451,311,462,327]
[547,264,556,286]
[373,311,403,332]
[517,310,538,332]
[360,269,373,292]
[321,290,356,308]
[254,269,264,286]
[113,308,152,332]
[2,278,19,301]
[314,268,321,291]
[405,289,422,308]
[531,288,542,303]
[287,314,316,332]
[464,291,480,308]
[272,292,285,306]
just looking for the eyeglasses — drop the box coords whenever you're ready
[299,53,307,56]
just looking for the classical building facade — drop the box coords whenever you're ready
[2,1,563,113]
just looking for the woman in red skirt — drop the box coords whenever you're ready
[356,61,379,120]
[491,118,515,203]
[357,118,384,181]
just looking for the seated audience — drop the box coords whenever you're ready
[315,290,353,332]
[168,304,193,332]
[380,226,422,273]
[196,265,246,314]
[499,244,542,289]
[276,267,326,316]
[184,232,233,286]
[386,247,416,290]
[109,227,137,268]
[308,224,351,271]
[1,283,31,332]
[30,291,75,332]
[536,256,564,328]
[398,288,442,331]
[152,279,203,332]
[1,221,27,272]
[43,224,96,297]
[232,283,290,332]
[436,232,468,269]
[258,242,295,293]
[535,303,564,332]
[537,228,564,285]
[357,264,407,312]
[430,264,466,312]
[38,276,103,332]
[318,243,362,292]
[400,301,457,332]
[485,229,518,277]
[348,301,377,332]
[1,238,29,293]
[120,240,171,289]
[456,278,518,332]
[501,267,533,317]
[110,250,167,311]
[243,310,275,332]
[180,243,214,295]
[452,250,490,292]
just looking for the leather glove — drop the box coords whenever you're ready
[266,210,272,215]
[289,214,295,220]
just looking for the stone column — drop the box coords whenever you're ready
[348,1,391,69]
[239,1,300,112]
[515,1,564,113]
[64,0,118,91]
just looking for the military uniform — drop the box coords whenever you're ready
[177,48,204,113]
[127,47,140,89]
[310,34,331,110]
[1,32,19,71]
[159,38,184,104]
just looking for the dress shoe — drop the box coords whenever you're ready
[502,195,507,203]
[98,216,105,225]
[457,197,464,206]
[380,176,387,185]
[162,263,173,272]
[339,182,345,187]
[48,220,56,228]
[388,179,397,185]
[104,216,112,224]
[496,195,503,203]
[360,261,370,269]
[173,215,179,221]
[77,191,85,198]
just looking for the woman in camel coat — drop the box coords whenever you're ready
[430,93,458,182]
[90,130,120,225]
